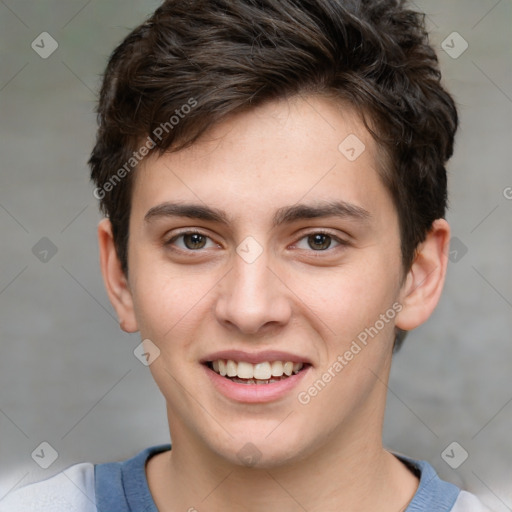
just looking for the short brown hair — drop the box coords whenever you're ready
[89,0,458,350]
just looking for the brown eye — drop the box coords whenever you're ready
[182,233,207,250]
[307,233,332,250]
[166,231,216,251]
[293,231,348,253]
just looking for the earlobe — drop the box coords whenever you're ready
[97,218,139,333]
[395,219,451,332]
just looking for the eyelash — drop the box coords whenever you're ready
[164,229,349,254]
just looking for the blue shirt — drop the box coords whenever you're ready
[0,444,491,511]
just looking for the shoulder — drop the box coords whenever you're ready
[0,444,171,512]
[451,490,493,512]
[392,452,494,512]
[0,463,96,512]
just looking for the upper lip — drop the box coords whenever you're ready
[201,349,312,366]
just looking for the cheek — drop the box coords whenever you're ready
[313,255,400,340]
[129,259,215,343]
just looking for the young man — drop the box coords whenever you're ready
[0,0,492,511]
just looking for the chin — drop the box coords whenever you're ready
[209,430,313,470]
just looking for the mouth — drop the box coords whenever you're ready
[204,359,310,385]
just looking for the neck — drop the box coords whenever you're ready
[147,409,418,512]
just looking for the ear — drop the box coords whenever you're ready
[97,218,138,333]
[395,219,450,331]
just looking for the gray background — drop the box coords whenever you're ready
[0,0,510,509]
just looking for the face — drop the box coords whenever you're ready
[122,95,407,467]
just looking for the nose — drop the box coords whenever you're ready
[214,244,292,335]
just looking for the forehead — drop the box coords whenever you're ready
[131,95,395,227]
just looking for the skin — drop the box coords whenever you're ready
[98,94,450,512]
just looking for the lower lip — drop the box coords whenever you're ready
[203,364,310,403]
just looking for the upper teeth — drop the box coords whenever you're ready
[211,360,304,379]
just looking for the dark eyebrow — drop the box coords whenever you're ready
[144,202,230,224]
[272,200,371,226]
[144,200,371,226]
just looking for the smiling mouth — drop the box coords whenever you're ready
[205,359,309,385]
